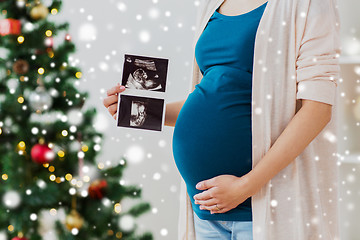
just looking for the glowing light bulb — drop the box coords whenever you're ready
[17,96,24,103]
[17,36,24,44]
[45,30,52,37]
[58,150,65,157]
[51,8,58,15]
[65,173,72,181]
[18,141,26,150]
[61,130,68,136]
[75,72,82,79]
[38,67,45,75]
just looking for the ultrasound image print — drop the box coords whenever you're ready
[130,101,147,127]
[121,54,169,92]
[117,95,164,131]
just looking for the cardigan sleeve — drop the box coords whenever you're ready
[295,0,341,106]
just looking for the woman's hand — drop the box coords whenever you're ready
[193,174,254,214]
[103,83,126,120]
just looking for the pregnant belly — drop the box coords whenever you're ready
[172,69,253,208]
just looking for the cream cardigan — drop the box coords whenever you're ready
[177,0,342,239]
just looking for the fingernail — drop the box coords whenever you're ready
[196,183,201,189]
[120,86,125,90]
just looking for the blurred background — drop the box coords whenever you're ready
[0,0,359,239]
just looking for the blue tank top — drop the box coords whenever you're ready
[172,1,267,221]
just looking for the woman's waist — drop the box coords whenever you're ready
[184,89,252,115]
[202,65,252,79]
[198,65,253,91]
[173,114,252,158]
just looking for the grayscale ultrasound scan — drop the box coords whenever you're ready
[117,95,164,131]
[130,101,147,127]
[117,54,168,131]
[121,54,169,92]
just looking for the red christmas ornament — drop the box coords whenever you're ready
[30,144,55,164]
[0,19,21,36]
[12,237,28,240]
[88,179,108,199]
[65,33,71,41]
[44,37,54,47]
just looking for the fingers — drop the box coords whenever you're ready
[194,189,214,201]
[106,84,125,96]
[194,195,225,214]
[210,205,229,214]
[199,204,219,211]
[103,95,118,108]
[194,198,217,207]
[103,84,125,120]
[108,103,118,116]
[199,203,229,214]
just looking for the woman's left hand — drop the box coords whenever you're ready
[193,174,254,214]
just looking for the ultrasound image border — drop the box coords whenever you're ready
[121,53,169,93]
[117,93,165,132]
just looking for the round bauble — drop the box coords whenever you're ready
[16,0,26,8]
[118,214,135,232]
[44,37,53,47]
[3,190,21,209]
[12,59,29,75]
[67,109,83,125]
[29,86,53,112]
[0,231,7,240]
[23,22,35,32]
[31,143,55,164]
[30,3,49,20]
[11,237,28,240]
[65,209,84,231]
[65,34,71,41]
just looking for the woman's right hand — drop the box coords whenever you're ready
[103,83,126,120]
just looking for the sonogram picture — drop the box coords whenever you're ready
[117,54,169,131]
[122,54,168,92]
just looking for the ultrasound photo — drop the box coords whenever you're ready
[121,54,169,92]
[117,95,165,131]
[130,101,147,127]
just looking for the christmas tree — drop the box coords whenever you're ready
[0,0,153,239]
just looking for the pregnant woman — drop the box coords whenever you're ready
[171,0,268,238]
[103,0,341,239]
